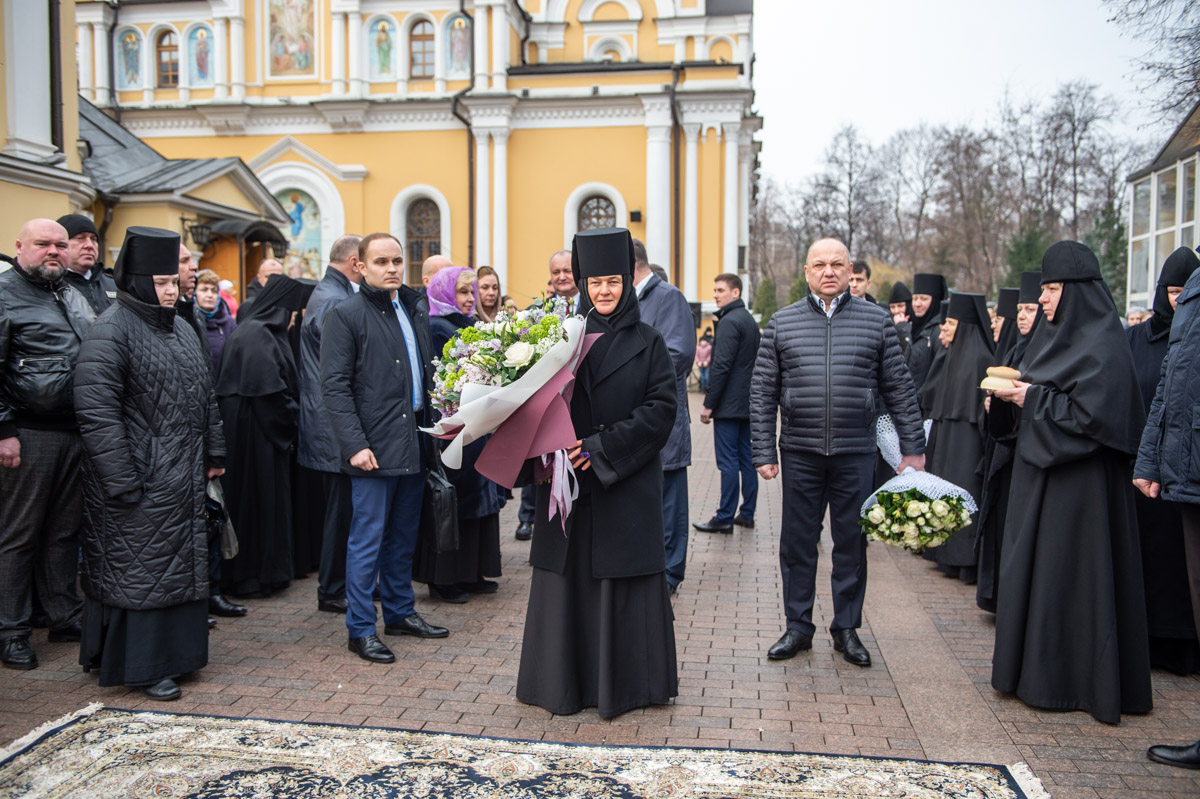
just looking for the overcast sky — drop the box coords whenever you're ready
[751,0,1172,185]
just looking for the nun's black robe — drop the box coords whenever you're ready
[992,243,1152,724]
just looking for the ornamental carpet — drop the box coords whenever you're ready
[0,705,1049,799]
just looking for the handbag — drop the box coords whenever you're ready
[423,455,459,553]
[205,478,239,560]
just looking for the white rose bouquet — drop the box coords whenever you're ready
[862,415,978,553]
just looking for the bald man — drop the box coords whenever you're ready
[245,258,284,302]
[749,238,924,667]
[0,219,97,670]
[421,254,453,291]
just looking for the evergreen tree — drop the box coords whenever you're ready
[754,276,778,326]
[1084,202,1128,310]
[787,273,808,305]
[1003,225,1054,288]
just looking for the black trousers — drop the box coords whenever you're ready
[0,428,83,638]
[1175,504,1200,643]
[518,484,536,524]
[779,449,875,638]
[317,471,352,602]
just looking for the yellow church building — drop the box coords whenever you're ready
[71,0,759,305]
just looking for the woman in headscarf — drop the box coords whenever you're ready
[474,265,502,324]
[74,226,225,701]
[923,293,995,582]
[977,271,1043,612]
[516,227,678,719]
[991,241,1151,724]
[414,266,503,604]
[215,273,314,598]
[1127,247,1200,674]
[887,281,914,356]
[906,272,948,392]
[992,287,1019,355]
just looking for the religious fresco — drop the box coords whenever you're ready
[188,26,214,87]
[446,14,471,79]
[274,188,322,280]
[268,0,315,78]
[116,29,142,90]
[368,18,396,80]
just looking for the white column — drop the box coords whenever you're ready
[490,2,507,91]
[473,4,489,88]
[230,16,245,100]
[433,16,446,94]
[673,37,685,63]
[645,121,672,269]
[92,21,110,106]
[738,133,752,251]
[491,128,509,287]
[348,12,364,96]
[213,17,228,99]
[331,12,346,95]
[683,123,700,300]
[78,24,93,100]
[737,33,752,86]
[2,0,56,159]
[474,129,491,266]
[722,122,740,274]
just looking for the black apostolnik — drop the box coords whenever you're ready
[906,273,948,393]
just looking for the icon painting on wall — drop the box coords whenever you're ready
[275,189,322,280]
[189,27,214,87]
[446,15,471,79]
[268,0,315,78]
[117,30,141,90]
[369,18,396,79]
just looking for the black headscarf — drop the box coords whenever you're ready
[926,292,995,421]
[911,273,948,339]
[1008,270,1043,369]
[214,273,315,398]
[1150,247,1200,336]
[571,228,640,392]
[113,226,180,307]
[994,287,1020,357]
[888,281,914,320]
[1021,241,1144,455]
[918,297,953,414]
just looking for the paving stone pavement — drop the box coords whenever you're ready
[2,393,1199,798]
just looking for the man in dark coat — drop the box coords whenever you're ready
[849,261,877,304]
[750,238,925,667]
[298,234,361,614]
[693,273,759,534]
[320,232,447,664]
[632,238,696,593]
[1136,258,1200,769]
[57,214,116,314]
[0,219,94,670]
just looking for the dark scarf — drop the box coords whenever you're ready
[214,274,313,398]
[1150,247,1200,337]
[911,273,948,339]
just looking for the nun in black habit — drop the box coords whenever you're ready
[976,272,1043,612]
[887,282,914,356]
[993,287,1020,356]
[923,293,994,582]
[991,241,1152,724]
[516,227,678,719]
[74,227,225,701]
[906,273,948,392]
[215,274,315,598]
[1127,246,1200,674]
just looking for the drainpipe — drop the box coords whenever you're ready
[97,191,120,263]
[449,0,476,268]
[109,1,121,122]
[49,0,65,155]
[668,64,683,288]
[516,1,532,66]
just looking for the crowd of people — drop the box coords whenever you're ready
[2,213,1199,763]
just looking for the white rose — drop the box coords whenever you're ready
[867,505,886,526]
[503,341,534,368]
[906,502,923,518]
[931,500,950,517]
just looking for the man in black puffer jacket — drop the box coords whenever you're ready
[751,238,925,668]
[0,219,95,671]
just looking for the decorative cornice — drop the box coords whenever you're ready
[198,105,250,135]
[0,155,96,208]
[314,100,371,133]
[247,135,368,182]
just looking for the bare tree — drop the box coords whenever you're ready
[1105,0,1200,117]
[1043,81,1112,239]
[877,124,942,273]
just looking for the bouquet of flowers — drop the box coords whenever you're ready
[861,415,977,553]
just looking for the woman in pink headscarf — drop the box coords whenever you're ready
[413,267,503,603]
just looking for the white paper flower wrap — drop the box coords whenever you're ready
[864,414,978,517]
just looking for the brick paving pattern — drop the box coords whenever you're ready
[2,393,1199,798]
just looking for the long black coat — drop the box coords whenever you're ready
[704,298,758,420]
[298,266,355,472]
[528,322,676,579]
[74,293,225,610]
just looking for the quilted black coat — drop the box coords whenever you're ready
[74,293,225,610]
[750,293,924,463]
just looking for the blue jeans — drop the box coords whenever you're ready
[346,473,424,638]
[713,419,756,524]
[663,468,689,588]
[698,366,710,392]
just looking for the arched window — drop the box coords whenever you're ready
[156,31,179,88]
[409,20,435,79]
[578,195,616,231]
[406,199,441,283]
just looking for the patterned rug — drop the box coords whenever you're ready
[0,705,1049,798]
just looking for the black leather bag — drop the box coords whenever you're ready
[423,455,459,553]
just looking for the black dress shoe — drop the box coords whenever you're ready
[832,629,871,667]
[208,617,217,630]
[318,597,349,614]
[732,515,755,529]
[515,522,533,541]
[48,624,81,643]
[429,584,470,603]
[348,635,396,663]
[385,613,449,639]
[140,678,181,701]
[692,517,733,533]
[1,638,37,670]
[767,630,812,660]
[456,580,499,594]
[1148,740,1200,769]
[209,595,247,617]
